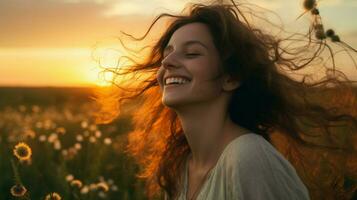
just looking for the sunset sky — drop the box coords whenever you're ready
[1,0,357,87]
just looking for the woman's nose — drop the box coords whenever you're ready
[161,53,180,69]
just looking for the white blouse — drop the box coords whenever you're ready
[175,133,310,200]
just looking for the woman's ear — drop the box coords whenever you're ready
[222,74,240,92]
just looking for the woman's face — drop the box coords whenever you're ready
[156,22,227,108]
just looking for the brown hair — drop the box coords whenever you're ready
[94,0,357,199]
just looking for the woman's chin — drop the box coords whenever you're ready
[162,96,186,108]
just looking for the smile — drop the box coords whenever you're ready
[164,82,190,88]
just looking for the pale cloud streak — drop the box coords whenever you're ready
[320,0,357,7]
[103,0,193,17]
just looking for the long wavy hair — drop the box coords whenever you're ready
[94,0,357,199]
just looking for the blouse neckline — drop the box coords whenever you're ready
[183,132,256,199]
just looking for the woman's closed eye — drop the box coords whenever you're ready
[185,53,201,58]
[162,51,201,59]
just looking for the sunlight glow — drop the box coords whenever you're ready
[0,47,122,87]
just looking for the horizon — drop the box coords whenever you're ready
[1,0,357,87]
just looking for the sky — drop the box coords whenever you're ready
[0,0,356,87]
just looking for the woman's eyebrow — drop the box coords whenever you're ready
[164,40,208,53]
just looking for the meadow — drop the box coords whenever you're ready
[0,86,356,200]
[0,87,147,200]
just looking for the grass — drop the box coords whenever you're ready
[0,87,147,200]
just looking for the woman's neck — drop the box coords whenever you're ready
[174,98,249,171]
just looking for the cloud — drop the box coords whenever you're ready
[1,0,356,48]
[103,0,192,17]
[54,0,113,4]
[0,0,153,47]
[319,0,357,7]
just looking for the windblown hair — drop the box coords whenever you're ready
[94,0,357,199]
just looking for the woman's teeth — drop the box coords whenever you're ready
[165,77,190,85]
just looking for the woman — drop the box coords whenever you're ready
[95,0,357,199]
[157,21,310,199]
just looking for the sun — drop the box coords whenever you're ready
[87,66,115,87]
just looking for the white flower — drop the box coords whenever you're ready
[48,133,58,143]
[81,121,88,129]
[66,174,74,182]
[103,138,112,145]
[95,130,102,138]
[54,140,62,150]
[89,124,97,131]
[39,135,47,142]
[89,183,97,190]
[111,185,118,191]
[61,149,68,156]
[74,143,82,150]
[83,131,90,137]
[98,191,106,198]
[76,134,84,142]
[80,186,89,194]
[89,136,96,143]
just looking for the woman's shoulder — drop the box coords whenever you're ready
[221,133,310,199]
[222,133,298,177]
[223,133,288,167]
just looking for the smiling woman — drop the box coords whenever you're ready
[95,0,357,200]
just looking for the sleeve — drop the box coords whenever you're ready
[228,138,310,200]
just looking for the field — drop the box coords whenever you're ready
[0,87,147,200]
[1,86,357,200]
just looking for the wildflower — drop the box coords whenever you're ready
[56,127,66,135]
[81,121,88,129]
[36,121,43,128]
[98,191,107,198]
[96,182,109,192]
[70,179,83,188]
[44,119,52,130]
[74,143,82,150]
[47,133,58,143]
[89,136,96,143]
[67,147,78,159]
[10,184,27,197]
[89,183,97,190]
[65,174,74,182]
[61,149,68,157]
[32,105,40,113]
[107,179,114,185]
[76,134,84,142]
[83,130,90,137]
[89,124,97,131]
[45,192,61,200]
[95,130,102,138]
[54,140,61,150]
[24,129,36,139]
[103,138,112,145]
[111,185,118,191]
[39,135,47,142]
[13,142,32,161]
[80,186,89,194]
